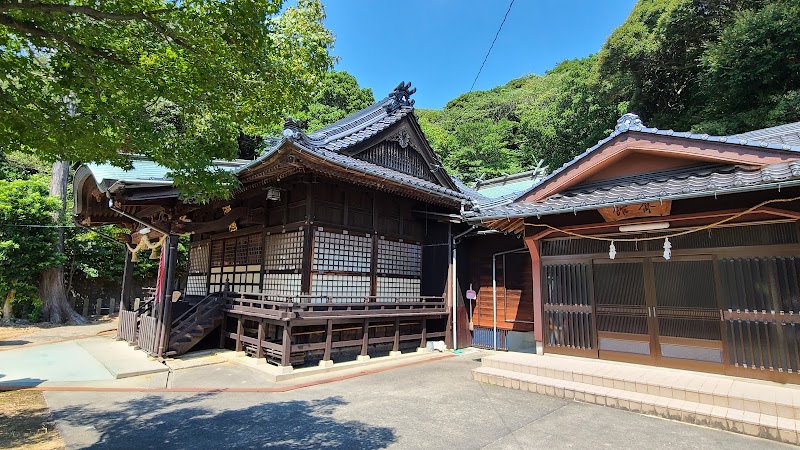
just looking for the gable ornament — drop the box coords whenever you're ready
[396,129,410,148]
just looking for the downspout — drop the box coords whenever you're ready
[452,235,457,350]
[492,255,497,351]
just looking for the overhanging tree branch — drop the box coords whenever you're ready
[0,1,192,51]
[0,14,132,65]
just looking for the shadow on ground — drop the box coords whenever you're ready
[51,393,396,449]
[0,340,30,347]
[0,374,44,390]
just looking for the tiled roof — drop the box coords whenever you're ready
[729,121,800,146]
[237,82,468,203]
[80,158,247,192]
[465,161,800,221]
[249,141,471,203]
[305,98,412,152]
[510,114,800,203]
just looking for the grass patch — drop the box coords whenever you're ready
[0,390,65,450]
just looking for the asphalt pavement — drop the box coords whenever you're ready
[42,352,792,449]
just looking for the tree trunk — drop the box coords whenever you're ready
[40,160,86,324]
[2,289,14,323]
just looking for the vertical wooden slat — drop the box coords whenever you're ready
[420,318,427,349]
[393,317,400,352]
[219,314,226,348]
[256,320,264,359]
[281,324,291,366]
[235,317,243,352]
[361,319,369,356]
[323,319,333,361]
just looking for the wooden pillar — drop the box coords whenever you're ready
[444,223,454,349]
[120,250,134,311]
[281,324,292,366]
[323,319,333,362]
[420,318,427,349]
[300,226,314,294]
[256,320,265,359]
[360,319,369,356]
[157,234,180,357]
[235,316,243,352]
[524,237,545,348]
[393,317,400,352]
[369,233,378,298]
[219,314,227,348]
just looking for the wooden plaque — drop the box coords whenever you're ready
[598,200,672,222]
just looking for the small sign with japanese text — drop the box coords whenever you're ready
[598,200,672,222]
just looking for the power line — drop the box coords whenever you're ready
[0,224,76,228]
[469,0,515,92]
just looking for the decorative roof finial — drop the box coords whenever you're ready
[615,113,645,132]
[282,116,306,140]
[386,81,416,113]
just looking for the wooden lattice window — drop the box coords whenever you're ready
[376,237,422,298]
[263,231,304,271]
[312,230,371,273]
[262,230,304,297]
[310,228,372,302]
[377,239,421,276]
[186,241,210,296]
[209,233,263,294]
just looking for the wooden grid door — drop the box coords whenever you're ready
[652,257,724,367]
[542,262,597,357]
[719,256,800,382]
[593,259,655,363]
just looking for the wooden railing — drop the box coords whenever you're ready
[137,315,159,355]
[117,310,138,343]
[221,292,447,320]
[169,292,225,342]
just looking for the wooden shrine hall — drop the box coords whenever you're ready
[462,115,800,384]
[73,82,469,369]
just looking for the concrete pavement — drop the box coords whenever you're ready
[0,337,167,387]
[42,352,792,449]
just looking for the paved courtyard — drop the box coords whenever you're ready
[42,352,791,449]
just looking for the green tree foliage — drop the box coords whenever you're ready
[64,226,186,283]
[598,0,800,134]
[0,177,63,320]
[418,56,617,181]
[1,0,335,202]
[420,0,800,182]
[291,70,375,132]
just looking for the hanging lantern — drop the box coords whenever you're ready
[663,237,672,260]
[609,241,617,260]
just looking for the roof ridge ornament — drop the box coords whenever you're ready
[282,116,307,140]
[615,113,646,132]
[386,81,416,113]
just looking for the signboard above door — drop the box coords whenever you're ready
[598,200,672,222]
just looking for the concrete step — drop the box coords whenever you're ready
[473,366,798,445]
[480,352,800,421]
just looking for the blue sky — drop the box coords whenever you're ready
[323,0,637,109]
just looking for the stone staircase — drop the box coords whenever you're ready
[473,352,800,445]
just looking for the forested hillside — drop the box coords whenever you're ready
[419,0,800,182]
